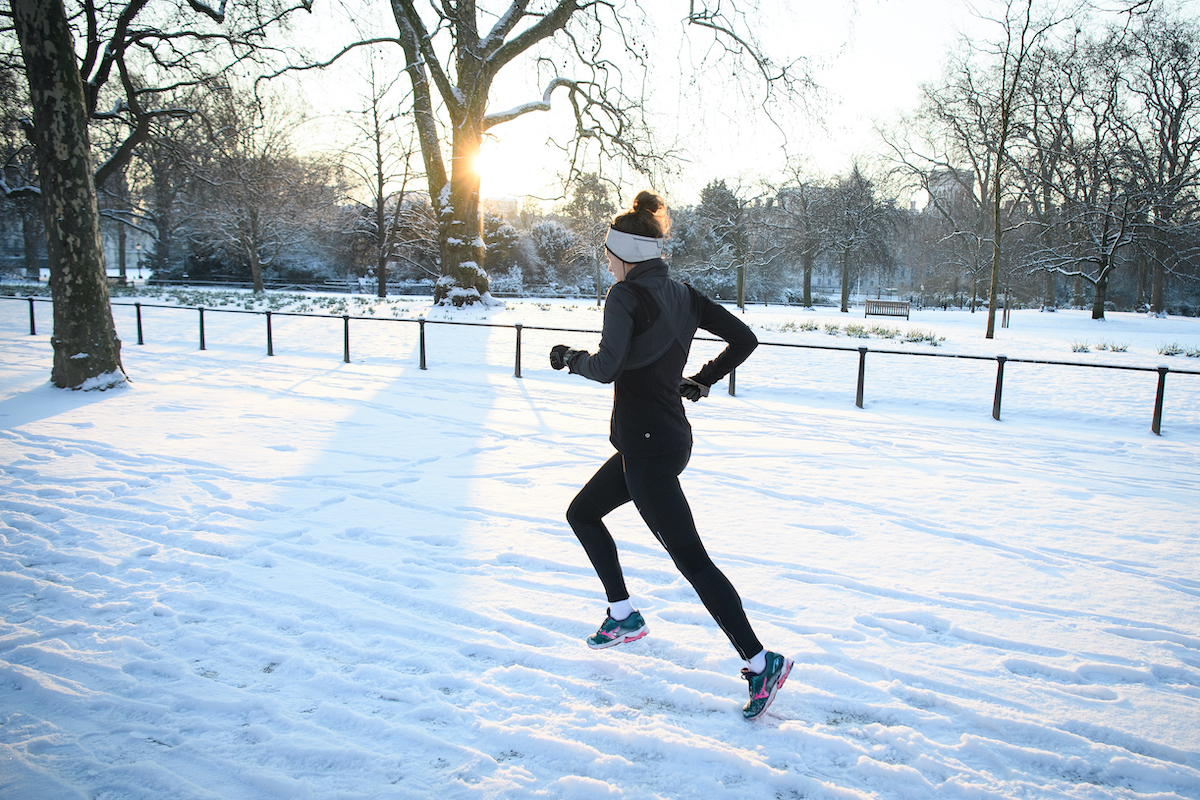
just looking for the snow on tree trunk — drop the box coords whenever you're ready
[434,125,488,305]
[14,0,126,390]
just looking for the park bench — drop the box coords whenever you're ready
[864,299,910,320]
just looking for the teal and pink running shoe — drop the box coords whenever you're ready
[586,610,648,650]
[741,651,792,720]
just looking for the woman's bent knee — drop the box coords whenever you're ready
[566,495,595,527]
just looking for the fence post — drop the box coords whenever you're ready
[135,302,144,345]
[27,297,36,335]
[992,355,1007,421]
[728,367,736,396]
[1152,366,1169,436]
[266,310,274,356]
[343,314,351,363]
[856,346,868,408]
[419,318,427,370]
[514,323,522,378]
[198,307,206,350]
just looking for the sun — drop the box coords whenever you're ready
[471,145,510,197]
[470,139,549,199]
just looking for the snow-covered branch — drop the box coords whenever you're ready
[185,0,230,23]
[482,77,574,130]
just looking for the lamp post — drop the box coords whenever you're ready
[136,244,142,280]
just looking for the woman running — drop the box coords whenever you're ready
[549,190,791,720]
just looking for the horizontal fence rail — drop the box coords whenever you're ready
[6,294,1200,436]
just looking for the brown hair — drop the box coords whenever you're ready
[611,190,671,239]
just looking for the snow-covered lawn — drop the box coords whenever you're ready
[2,294,1199,799]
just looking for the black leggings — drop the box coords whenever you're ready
[566,449,763,660]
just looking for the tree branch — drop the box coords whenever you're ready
[184,0,230,23]
[482,76,574,129]
[393,0,463,118]
[484,0,582,76]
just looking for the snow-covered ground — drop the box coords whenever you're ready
[2,294,1200,800]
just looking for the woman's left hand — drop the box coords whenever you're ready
[679,376,710,401]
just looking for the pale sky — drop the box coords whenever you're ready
[285,1,1054,206]
[472,0,988,204]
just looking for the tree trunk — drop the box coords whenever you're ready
[802,250,813,307]
[249,247,264,293]
[21,200,42,280]
[1091,269,1107,320]
[153,216,172,275]
[434,122,488,305]
[376,226,388,300]
[14,0,125,389]
[152,170,174,275]
[839,250,851,313]
[247,209,265,293]
[374,151,389,298]
[1042,270,1056,311]
[395,9,454,299]
[376,251,390,298]
[1150,262,1164,315]
[986,163,1003,335]
[117,224,128,286]
[1135,251,1146,310]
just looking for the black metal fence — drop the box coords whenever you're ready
[6,294,1199,436]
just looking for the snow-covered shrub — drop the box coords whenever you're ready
[489,265,524,295]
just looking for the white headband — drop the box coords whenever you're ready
[604,227,663,263]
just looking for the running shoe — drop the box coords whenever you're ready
[586,610,648,650]
[741,651,792,720]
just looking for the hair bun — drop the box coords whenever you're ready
[633,190,661,214]
[612,190,671,240]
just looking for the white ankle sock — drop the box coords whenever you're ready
[747,649,767,674]
[608,599,635,621]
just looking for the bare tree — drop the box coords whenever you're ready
[821,165,900,313]
[188,89,341,291]
[978,0,1069,338]
[1022,29,1143,320]
[340,62,420,297]
[124,94,208,277]
[763,168,827,308]
[883,52,1006,313]
[1008,36,1081,310]
[1120,6,1200,316]
[380,1,806,305]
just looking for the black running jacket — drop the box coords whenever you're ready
[569,258,758,456]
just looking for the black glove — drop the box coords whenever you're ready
[550,344,582,371]
[679,376,710,402]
